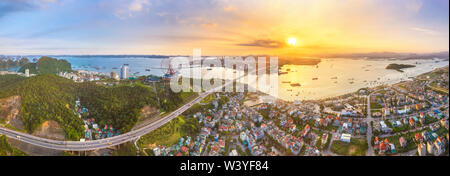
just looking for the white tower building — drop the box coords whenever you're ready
[120,64,129,80]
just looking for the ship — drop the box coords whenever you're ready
[290,83,301,87]
[279,72,288,75]
[312,78,319,80]
[282,81,291,84]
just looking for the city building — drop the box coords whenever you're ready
[418,143,427,156]
[340,133,351,143]
[110,71,119,80]
[120,64,129,80]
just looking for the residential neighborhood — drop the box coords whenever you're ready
[142,67,448,156]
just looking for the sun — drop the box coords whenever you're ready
[288,38,297,46]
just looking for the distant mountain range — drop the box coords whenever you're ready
[319,51,449,60]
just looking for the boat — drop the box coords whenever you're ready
[286,68,291,72]
[279,72,288,75]
[290,83,301,87]
[145,68,151,71]
[282,81,291,84]
[287,89,293,92]
[207,68,213,71]
[349,81,354,84]
[331,76,338,79]
[312,78,319,80]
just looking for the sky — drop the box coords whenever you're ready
[0,0,448,57]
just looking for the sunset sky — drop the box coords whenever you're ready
[0,0,448,56]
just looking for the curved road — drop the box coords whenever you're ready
[0,67,268,151]
[0,91,213,151]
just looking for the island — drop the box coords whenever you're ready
[18,56,72,74]
[385,63,416,72]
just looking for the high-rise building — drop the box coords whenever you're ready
[120,64,129,80]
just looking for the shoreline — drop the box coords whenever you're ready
[251,65,449,104]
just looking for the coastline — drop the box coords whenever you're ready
[250,65,449,105]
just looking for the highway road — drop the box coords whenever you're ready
[366,92,375,156]
[0,91,213,151]
[0,67,268,151]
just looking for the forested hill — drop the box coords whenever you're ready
[0,74,190,140]
[18,56,72,74]
[0,74,83,140]
[0,57,30,70]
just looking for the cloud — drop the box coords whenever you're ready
[0,0,34,18]
[411,27,440,35]
[200,22,218,30]
[238,40,286,48]
[223,5,236,12]
[115,0,151,19]
[0,0,59,18]
[406,0,423,12]
[129,0,151,12]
